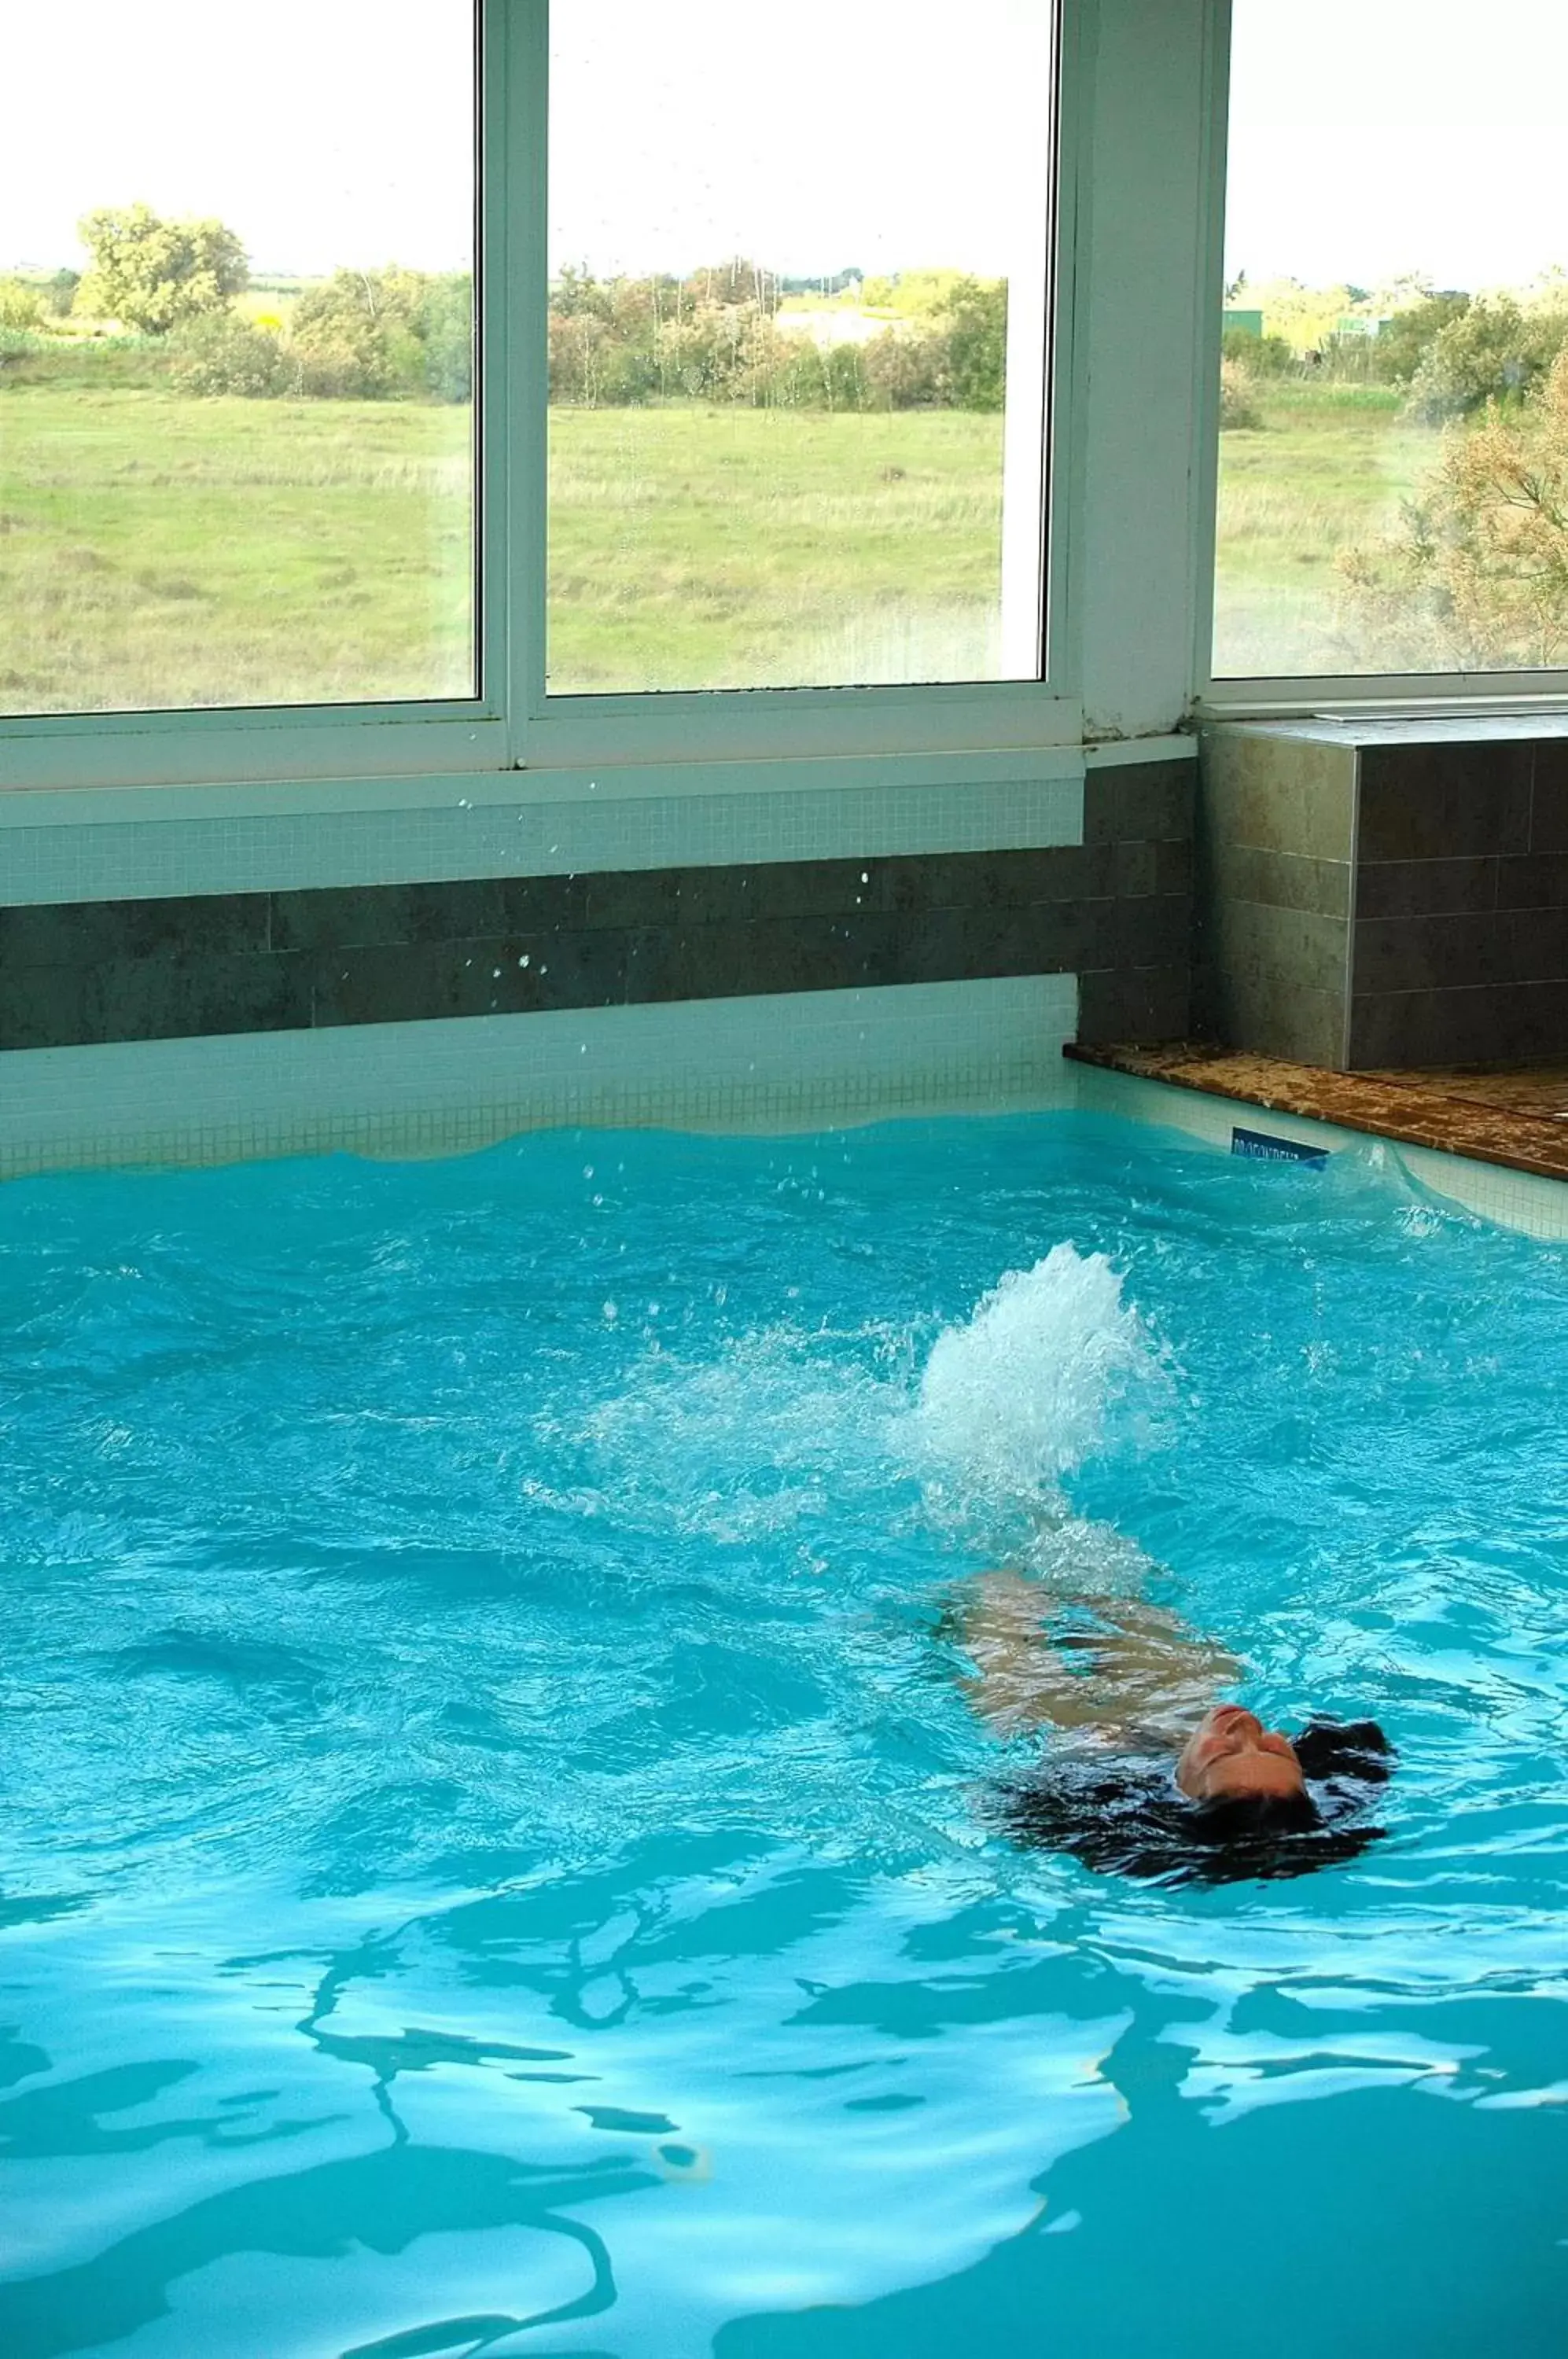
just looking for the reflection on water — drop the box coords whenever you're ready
[1,1117,1566,2355]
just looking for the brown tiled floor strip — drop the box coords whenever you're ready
[1065,1042,1568,1184]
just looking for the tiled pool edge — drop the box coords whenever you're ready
[1067,1057,1568,1241]
[0,975,1080,1177]
[5,969,1561,1240]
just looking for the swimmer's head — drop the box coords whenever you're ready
[996,1717,1394,1884]
[1176,1704,1307,1807]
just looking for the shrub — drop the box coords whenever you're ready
[1218,357,1261,430]
[289,267,469,400]
[1367,293,1470,387]
[170,312,288,397]
[862,327,945,410]
[1405,295,1568,423]
[418,274,473,403]
[1339,348,1568,668]
[0,279,43,332]
[1222,327,1294,377]
[543,264,1009,412]
[548,309,610,405]
[289,270,407,398]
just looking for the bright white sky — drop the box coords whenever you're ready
[0,0,478,277]
[2,2,1565,291]
[548,0,1054,280]
[0,0,1051,281]
[1228,0,1568,290]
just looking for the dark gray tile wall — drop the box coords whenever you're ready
[1349,741,1568,1068]
[1199,727,1568,1070]
[0,757,1195,1054]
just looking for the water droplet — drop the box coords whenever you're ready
[583,1165,594,1179]
[602,1300,618,1322]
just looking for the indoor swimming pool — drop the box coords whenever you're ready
[1,1110,1564,2357]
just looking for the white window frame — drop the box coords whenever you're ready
[1193,0,1568,724]
[0,0,1113,802]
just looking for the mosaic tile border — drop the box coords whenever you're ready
[0,769,1087,911]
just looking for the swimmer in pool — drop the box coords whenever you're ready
[953,1569,1393,1882]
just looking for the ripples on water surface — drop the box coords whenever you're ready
[1,1112,1565,2357]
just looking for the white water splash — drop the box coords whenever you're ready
[911,1244,1157,1535]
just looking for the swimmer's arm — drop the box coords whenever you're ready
[955,1570,1109,1732]
[953,1570,1244,1737]
[1092,1596,1243,1695]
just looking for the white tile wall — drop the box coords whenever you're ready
[0,975,1080,1179]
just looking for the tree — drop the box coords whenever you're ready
[289,268,423,397]
[1405,293,1568,423]
[1339,348,1568,669]
[683,256,778,313]
[1367,292,1470,387]
[77,202,248,333]
[862,325,944,410]
[0,278,42,331]
[937,276,1007,410]
[289,267,472,401]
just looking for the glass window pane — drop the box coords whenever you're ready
[0,0,476,719]
[1216,0,1568,680]
[547,0,1055,695]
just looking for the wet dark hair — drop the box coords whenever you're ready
[996,1719,1394,1885]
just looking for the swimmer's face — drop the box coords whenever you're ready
[1176,1705,1306,1806]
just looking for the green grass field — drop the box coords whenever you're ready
[0,388,474,712]
[1213,381,1440,677]
[548,405,1004,692]
[0,377,1442,714]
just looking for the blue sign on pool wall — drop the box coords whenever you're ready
[1231,1126,1330,1168]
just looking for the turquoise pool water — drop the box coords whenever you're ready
[1,1111,1565,2357]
